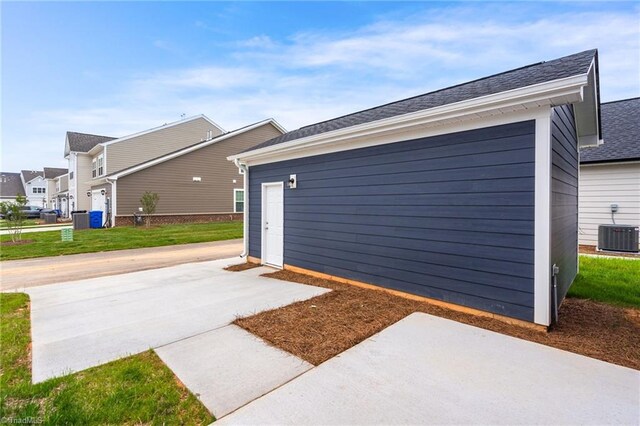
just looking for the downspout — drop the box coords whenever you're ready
[234,159,249,258]
[106,177,117,228]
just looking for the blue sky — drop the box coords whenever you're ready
[2,1,639,171]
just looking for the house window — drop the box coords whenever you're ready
[70,171,74,180]
[92,159,97,178]
[32,188,45,194]
[97,154,104,176]
[234,189,244,213]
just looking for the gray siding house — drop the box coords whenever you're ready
[229,50,601,327]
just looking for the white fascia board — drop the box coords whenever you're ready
[108,118,280,180]
[580,160,640,167]
[229,74,589,165]
[534,108,552,326]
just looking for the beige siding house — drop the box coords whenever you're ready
[579,98,639,249]
[92,118,284,226]
[43,167,68,212]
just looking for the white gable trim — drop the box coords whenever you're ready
[107,119,284,180]
[229,73,593,166]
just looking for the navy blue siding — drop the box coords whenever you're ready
[249,121,536,321]
[551,105,579,306]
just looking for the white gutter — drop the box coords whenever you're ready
[106,177,117,227]
[234,158,249,258]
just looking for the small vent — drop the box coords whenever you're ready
[598,225,639,253]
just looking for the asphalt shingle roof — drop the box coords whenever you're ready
[21,170,43,183]
[580,97,640,164]
[243,49,597,154]
[0,172,26,198]
[43,167,68,179]
[67,131,117,153]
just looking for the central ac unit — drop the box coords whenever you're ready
[598,225,640,253]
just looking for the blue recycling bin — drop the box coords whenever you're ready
[89,211,103,228]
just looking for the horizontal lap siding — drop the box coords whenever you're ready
[551,105,579,306]
[249,121,536,321]
[578,163,640,246]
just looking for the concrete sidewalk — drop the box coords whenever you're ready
[0,224,72,235]
[25,259,329,383]
[219,313,640,425]
[0,239,243,290]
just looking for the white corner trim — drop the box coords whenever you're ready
[109,179,117,228]
[229,73,589,165]
[109,119,279,179]
[534,108,552,326]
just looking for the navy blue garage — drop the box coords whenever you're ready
[230,50,602,327]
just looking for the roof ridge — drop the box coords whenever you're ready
[67,130,116,138]
[299,49,597,132]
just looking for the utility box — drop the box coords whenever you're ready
[43,213,57,224]
[73,212,90,230]
[89,211,103,229]
[598,225,639,253]
[61,228,73,242]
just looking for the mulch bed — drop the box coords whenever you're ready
[224,262,262,272]
[579,244,640,258]
[235,270,640,370]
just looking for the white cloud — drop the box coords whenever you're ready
[5,4,639,171]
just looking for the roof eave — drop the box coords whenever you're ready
[229,72,591,165]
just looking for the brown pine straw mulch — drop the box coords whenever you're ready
[224,262,262,272]
[234,270,640,370]
[579,244,640,258]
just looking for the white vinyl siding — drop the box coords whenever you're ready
[578,162,640,246]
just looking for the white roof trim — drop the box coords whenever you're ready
[86,114,226,156]
[229,73,592,165]
[108,119,284,180]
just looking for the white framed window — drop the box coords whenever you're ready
[234,189,244,213]
[92,159,97,178]
[97,154,104,176]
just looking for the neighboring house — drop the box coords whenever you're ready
[92,118,285,226]
[65,115,224,225]
[65,131,117,212]
[53,173,71,217]
[230,49,601,328]
[20,170,46,207]
[43,167,68,211]
[578,97,640,249]
[0,172,25,202]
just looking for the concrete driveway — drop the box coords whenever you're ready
[219,313,640,425]
[24,259,329,383]
[1,239,242,290]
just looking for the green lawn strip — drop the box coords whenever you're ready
[568,256,640,308]
[0,219,39,229]
[0,293,214,425]
[0,221,242,261]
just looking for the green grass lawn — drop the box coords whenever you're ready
[0,292,214,425]
[568,256,640,308]
[0,219,39,229]
[0,221,242,261]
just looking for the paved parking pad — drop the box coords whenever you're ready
[156,324,312,418]
[25,259,329,383]
[218,313,640,425]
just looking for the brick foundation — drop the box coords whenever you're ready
[115,213,243,226]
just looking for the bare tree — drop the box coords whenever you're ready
[139,191,159,228]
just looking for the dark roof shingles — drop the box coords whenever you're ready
[21,170,43,183]
[43,167,68,179]
[67,131,117,152]
[580,98,640,163]
[243,49,597,153]
[0,172,26,198]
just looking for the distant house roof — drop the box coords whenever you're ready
[580,97,640,164]
[21,170,44,183]
[0,172,26,199]
[242,49,597,154]
[66,131,117,153]
[43,167,68,179]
